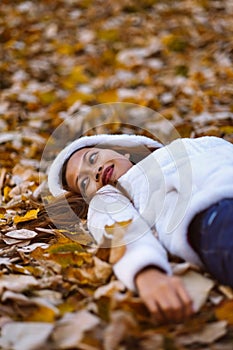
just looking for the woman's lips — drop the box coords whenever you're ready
[102,164,114,185]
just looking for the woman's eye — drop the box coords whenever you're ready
[81,178,88,191]
[89,152,97,164]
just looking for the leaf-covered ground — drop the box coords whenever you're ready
[1,0,233,349]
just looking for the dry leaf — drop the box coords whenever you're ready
[180,270,214,312]
[94,280,125,299]
[14,209,39,224]
[215,300,233,325]
[2,237,31,246]
[177,321,227,345]
[5,229,37,240]
[0,275,39,295]
[103,310,138,350]
[92,257,112,282]
[105,220,132,264]
[139,330,164,350]
[17,242,49,253]
[0,322,54,350]
[218,285,233,300]
[1,1,233,349]
[1,290,29,303]
[52,310,100,348]
[2,237,25,245]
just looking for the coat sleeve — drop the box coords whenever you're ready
[87,185,172,291]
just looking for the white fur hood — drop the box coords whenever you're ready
[48,133,163,197]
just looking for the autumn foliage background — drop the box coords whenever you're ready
[0,0,233,349]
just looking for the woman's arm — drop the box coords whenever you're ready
[135,266,193,323]
[88,186,193,323]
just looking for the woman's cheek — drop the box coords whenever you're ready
[88,181,100,198]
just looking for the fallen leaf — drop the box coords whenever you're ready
[103,310,138,350]
[52,309,100,348]
[180,270,215,312]
[1,290,29,303]
[215,300,233,325]
[0,275,39,295]
[177,321,227,345]
[14,209,39,224]
[2,237,31,246]
[105,220,132,264]
[218,285,233,300]
[17,242,49,253]
[94,280,125,300]
[5,228,37,240]
[0,322,53,350]
[25,303,58,322]
[138,330,164,350]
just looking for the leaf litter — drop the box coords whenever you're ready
[0,0,233,349]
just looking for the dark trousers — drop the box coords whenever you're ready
[188,198,233,287]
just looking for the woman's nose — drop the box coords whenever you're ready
[95,166,102,181]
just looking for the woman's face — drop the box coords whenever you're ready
[65,147,133,199]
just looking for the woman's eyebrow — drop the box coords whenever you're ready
[83,149,90,163]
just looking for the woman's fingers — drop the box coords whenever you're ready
[174,277,194,319]
[135,268,194,324]
[147,277,193,323]
[153,292,184,323]
[144,298,165,324]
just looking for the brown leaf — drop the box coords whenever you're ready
[215,300,233,325]
[105,220,132,264]
[52,310,100,348]
[103,310,138,350]
[94,280,125,299]
[177,321,227,345]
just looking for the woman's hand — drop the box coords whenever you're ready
[135,267,193,324]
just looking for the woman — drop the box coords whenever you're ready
[48,133,233,323]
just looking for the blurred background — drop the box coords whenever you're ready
[1,0,233,140]
[0,2,233,348]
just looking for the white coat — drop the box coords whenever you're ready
[87,136,233,290]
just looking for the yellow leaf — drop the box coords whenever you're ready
[48,241,85,254]
[57,43,75,55]
[162,34,187,52]
[215,300,233,325]
[3,186,11,200]
[105,220,132,236]
[37,91,57,105]
[46,241,92,268]
[62,66,89,89]
[220,125,233,135]
[64,91,94,106]
[97,29,119,42]
[26,305,57,322]
[58,302,76,315]
[14,209,39,224]
[49,251,91,268]
[97,90,118,103]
